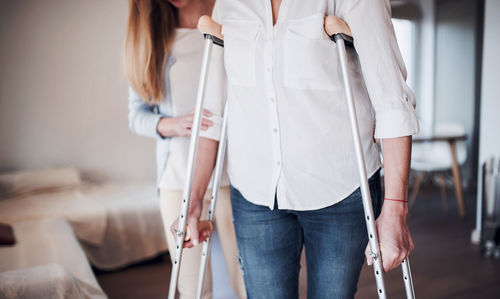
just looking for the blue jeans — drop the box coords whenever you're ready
[230,170,382,299]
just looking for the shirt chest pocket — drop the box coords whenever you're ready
[283,14,339,92]
[222,20,260,88]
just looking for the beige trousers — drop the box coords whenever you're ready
[159,187,246,299]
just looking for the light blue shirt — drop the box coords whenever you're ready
[127,56,175,183]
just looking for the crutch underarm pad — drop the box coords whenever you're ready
[324,16,354,45]
[198,15,223,40]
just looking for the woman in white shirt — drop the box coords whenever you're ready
[124,0,245,298]
[176,0,419,298]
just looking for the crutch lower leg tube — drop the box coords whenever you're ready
[195,99,229,299]
[324,16,416,299]
[167,16,225,299]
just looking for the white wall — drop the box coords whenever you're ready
[433,0,481,184]
[473,0,500,242]
[0,0,156,181]
[478,0,500,164]
[410,0,436,136]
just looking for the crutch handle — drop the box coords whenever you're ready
[184,220,214,242]
[198,15,223,40]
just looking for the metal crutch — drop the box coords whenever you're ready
[324,16,416,299]
[167,16,225,299]
[190,17,229,299]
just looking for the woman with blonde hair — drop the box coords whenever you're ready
[123,0,245,298]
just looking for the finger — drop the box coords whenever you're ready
[186,119,212,130]
[365,243,373,266]
[382,250,399,272]
[380,245,391,272]
[199,229,211,243]
[201,118,214,127]
[401,249,410,263]
[377,243,393,272]
[187,219,200,247]
[203,109,213,117]
[382,257,390,272]
[186,126,209,133]
[409,237,415,253]
[183,229,194,248]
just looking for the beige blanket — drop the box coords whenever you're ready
[0,219,106,299]
[0,189,107,245]
[0,182,167,270]
[79,183,168,270]
[0,264,101,299]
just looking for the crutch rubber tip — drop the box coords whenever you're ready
[197,15,223,40]
[324,16,352,37]
[184,220,214,242]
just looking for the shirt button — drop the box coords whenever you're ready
[276,161,281,166]
[270,97,275,102]
[273,128,278,133]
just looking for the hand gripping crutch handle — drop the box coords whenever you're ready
[167,15,224,299]
[184,220,214,242]
[324,16,415,299]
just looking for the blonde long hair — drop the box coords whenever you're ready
[124,0,177,104]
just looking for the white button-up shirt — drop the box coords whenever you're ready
[207,0,419,210]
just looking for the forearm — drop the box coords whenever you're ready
[190,137,218,203]
[381,136,412,216]
[369,136,415,271]
[170,137,218,247]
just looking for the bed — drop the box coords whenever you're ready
[0,218,106,299]
[0,168,168,270]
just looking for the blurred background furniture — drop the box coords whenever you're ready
[0,167,168,270]
[0,218,106,299]
[410,122,468,218]
[479,157,500,257]
[0,167,169,298]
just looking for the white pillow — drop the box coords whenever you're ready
[0,167,81,199]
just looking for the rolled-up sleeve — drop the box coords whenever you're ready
[336,0,420,139]
[199,1,227,141]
